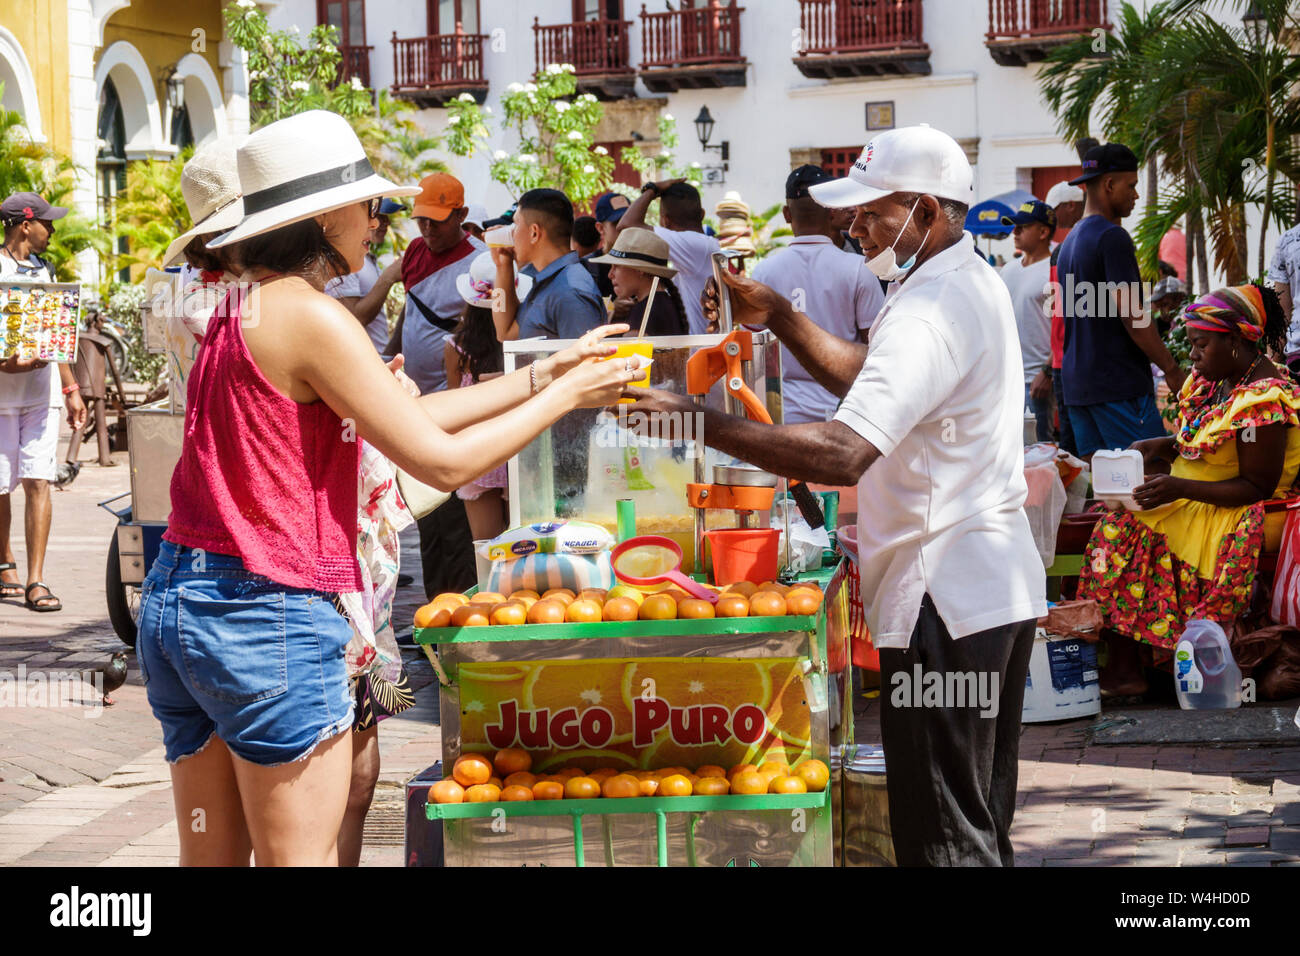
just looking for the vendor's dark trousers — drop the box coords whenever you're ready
[417,495,477,599]
[878,595,1036,866]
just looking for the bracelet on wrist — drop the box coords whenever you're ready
[62,382,79,395]
[529,362,539,395]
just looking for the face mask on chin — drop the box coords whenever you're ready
[867,197,931,283]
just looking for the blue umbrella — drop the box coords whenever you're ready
[965,189,1038,238]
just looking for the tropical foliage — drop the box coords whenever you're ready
[1038,0,1300,288]
[0,82,109,281]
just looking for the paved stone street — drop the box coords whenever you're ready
[1,440,1298,867]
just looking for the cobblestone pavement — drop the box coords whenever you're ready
[1,445,1297,866]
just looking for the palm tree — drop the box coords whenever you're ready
[111,146,194,273]
[0,82,109,281]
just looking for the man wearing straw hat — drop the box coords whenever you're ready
[629,126,1047,866]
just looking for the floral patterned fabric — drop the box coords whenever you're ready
[337,441,414,685]
[1078,370,1300,649]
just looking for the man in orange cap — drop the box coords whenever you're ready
[397,172,486,598]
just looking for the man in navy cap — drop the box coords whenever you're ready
[1056,144,1185,461]
[1000,199,1057,442]
[0,191,86,612]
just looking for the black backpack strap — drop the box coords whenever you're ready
[407,287,459,333]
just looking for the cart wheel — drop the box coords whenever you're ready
[105,533,139,648]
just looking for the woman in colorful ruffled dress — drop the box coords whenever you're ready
[1078,284,1300,696]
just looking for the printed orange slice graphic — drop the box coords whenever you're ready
[619,659,773,716]
[765,662,812,751]
[458,663,532,746]
[522,662,635,744]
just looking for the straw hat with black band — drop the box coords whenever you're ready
[587,227,677,279]
[207,110,419,249]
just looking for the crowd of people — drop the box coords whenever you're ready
[9,93,1300,867]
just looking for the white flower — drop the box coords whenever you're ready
[581,93,598,102]
[483,105,493,114]
[350,76,363,90]
[507,82,523,93]
[562,63,575,72]
[458,92,475,102]
[663,113,674,121]
[236,0,255,7]
[567,130,583,141]
[447,114,460,125]
[523,82,538,93]
[553,101,570,114]
[594,145,608,155]
[690,161,701,168]
[493,149,508,161]
[545,63,563,75]
[519,154,536,164]
[290,80,310,92]
[289,24,300,33]
[583,164,596,174]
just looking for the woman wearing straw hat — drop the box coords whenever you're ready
[136,110,637,866]
[587,228,689,337]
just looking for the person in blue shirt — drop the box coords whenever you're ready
[1056,143,1186,460]
[490,188,605,341]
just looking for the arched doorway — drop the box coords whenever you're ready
[0,26,45,142]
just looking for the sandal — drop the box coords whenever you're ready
[24,582,62,613]
[0,563,22,599]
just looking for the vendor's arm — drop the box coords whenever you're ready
[1133,423,1286,509]
[627,391,877,485]
[702,269,868,398]
[58,362,86,431]
[627,308,960,486]
[292,296,637,491]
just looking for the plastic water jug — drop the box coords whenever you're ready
[1174,620,1242,710]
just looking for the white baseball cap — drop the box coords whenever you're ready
[1045,180,1084,207]
[809,125,974,208]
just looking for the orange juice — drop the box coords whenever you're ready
[606,341,652,402]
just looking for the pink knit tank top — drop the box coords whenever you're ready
[164,288,362,593]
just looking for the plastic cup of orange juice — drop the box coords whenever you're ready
[605,341,652,403]
[484,224,514,248]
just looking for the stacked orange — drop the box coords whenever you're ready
[429,749,831,803]
[413,582,824,629]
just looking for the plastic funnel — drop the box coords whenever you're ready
[610,534,718,603]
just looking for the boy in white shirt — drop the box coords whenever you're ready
[999,199,1056,442]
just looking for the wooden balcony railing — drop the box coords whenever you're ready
[987,0,1109,39]
[640,2,745,69]
[392,29,488,91]
[797,0,925,55]
[338,43,373,88]
[532,17,633,75]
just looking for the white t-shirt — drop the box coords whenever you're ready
[999,255,1052,385]
[0,252,57,412]
[325,254,389,350]
[1267,224,1300,357]
[833,232,1047,648]
[653,225,721,335]
[752,235,883,423]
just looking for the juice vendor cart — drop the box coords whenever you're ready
[413,331,860,867]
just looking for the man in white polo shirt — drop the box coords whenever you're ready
[628,126,1046,866]
[752,164,883,423]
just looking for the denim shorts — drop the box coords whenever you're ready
[137,539,354,766]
